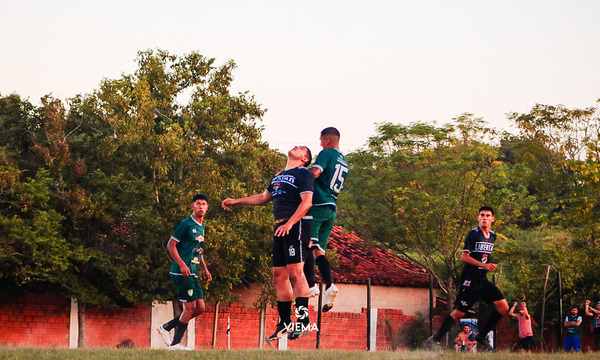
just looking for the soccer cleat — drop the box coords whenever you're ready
[267,322,291,340]
[425,336,441,351]
[167,343,191,351]
[156,325,171,346]
[308,285,320,298]
[475,334,493,352]
[287,328,302,340]
[288,321,310,341]
[322,284,338,312]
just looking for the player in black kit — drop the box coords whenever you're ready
[222,146,314,341]
[427,206,509,351]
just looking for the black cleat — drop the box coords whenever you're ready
[287,321,310,340]
[267,322,291,340]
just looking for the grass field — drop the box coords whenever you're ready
[0,347,597,360]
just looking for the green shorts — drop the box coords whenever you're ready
[170,274,204,302]
[309,205,336,251]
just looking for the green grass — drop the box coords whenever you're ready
[0,348,596,360]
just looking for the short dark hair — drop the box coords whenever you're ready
[479,206,494,215]
[321,127,340,138]
[302,146,312,167]
[192,193,208,203]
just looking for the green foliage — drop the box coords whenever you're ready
[339,114,530,305]
[0,50,280,307]
[404,312,429,350]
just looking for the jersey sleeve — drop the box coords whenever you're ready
[171,220,189,242]
[462,231,476,253]
[312,149,331,172]
[298,168,314,194]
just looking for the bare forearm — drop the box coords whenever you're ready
[233,193,270,206]
[286,197,312,226]
[222,192,271,210]
[461,252,495,270]
[200,255,208,273]
[167,239,185,267]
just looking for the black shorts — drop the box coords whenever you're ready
[271,217,311,267]
[519,336,533,350]
[454,279,505,312]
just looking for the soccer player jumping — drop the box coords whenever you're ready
[304,127,349,312]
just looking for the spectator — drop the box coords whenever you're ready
[564,306,582,352]
[509,301,534,352]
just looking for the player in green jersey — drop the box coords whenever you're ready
[156,194,212,350]
[304,127,349,312]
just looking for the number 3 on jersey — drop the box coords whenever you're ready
[330,163,349,194]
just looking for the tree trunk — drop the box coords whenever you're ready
[77,302,86,348]
[445,278,456,313]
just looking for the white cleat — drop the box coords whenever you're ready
[167,343,191,351]
[156,325,171,346]
[322,284,338,312]
[308,285,320,298]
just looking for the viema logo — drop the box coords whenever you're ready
[285,305,319,337]
[295,305,309,320]
[285,321,319,334]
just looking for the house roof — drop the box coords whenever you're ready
[326,226,430,287]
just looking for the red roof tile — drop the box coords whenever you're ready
[326,226,430,287]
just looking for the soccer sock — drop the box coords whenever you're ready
[304,250,316,288]
[433,315,456,342]
[170,320,188,346]
[315,255,333,289]
[162,314,181,331]
[295,297,310,324]
[277,301,292,325]
[479,310,503,338]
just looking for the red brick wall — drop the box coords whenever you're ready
[193,303,421,350]
[0,293,70,347]
[0,293,431,350]
[83,303,151,348]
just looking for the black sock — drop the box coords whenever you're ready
[304,251,316,288]
[277,301,292,325]
[479,310,503,338]
[170,320,188,346]
[294,297,310,325]
[433,315,455,342]
[162,315,181,331]
[315,255,333,289]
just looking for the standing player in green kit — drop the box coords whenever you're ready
[304,127,349,312]
[157,194,212,350]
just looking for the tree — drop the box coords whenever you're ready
[339,114,531,307]
[0,50,282,308]
[502,102,600,302]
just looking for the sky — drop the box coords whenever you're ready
[1,0,600,154]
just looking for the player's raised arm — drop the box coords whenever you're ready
[222,192,272,210]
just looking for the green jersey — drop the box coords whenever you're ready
[169,215,205,276]
[312,148,349,210]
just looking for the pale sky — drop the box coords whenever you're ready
[2,0,599,154]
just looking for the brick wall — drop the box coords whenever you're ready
[193,303,422,350]
[0,293,70,347]
[84,303,151,348]
[0,293,430,350]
